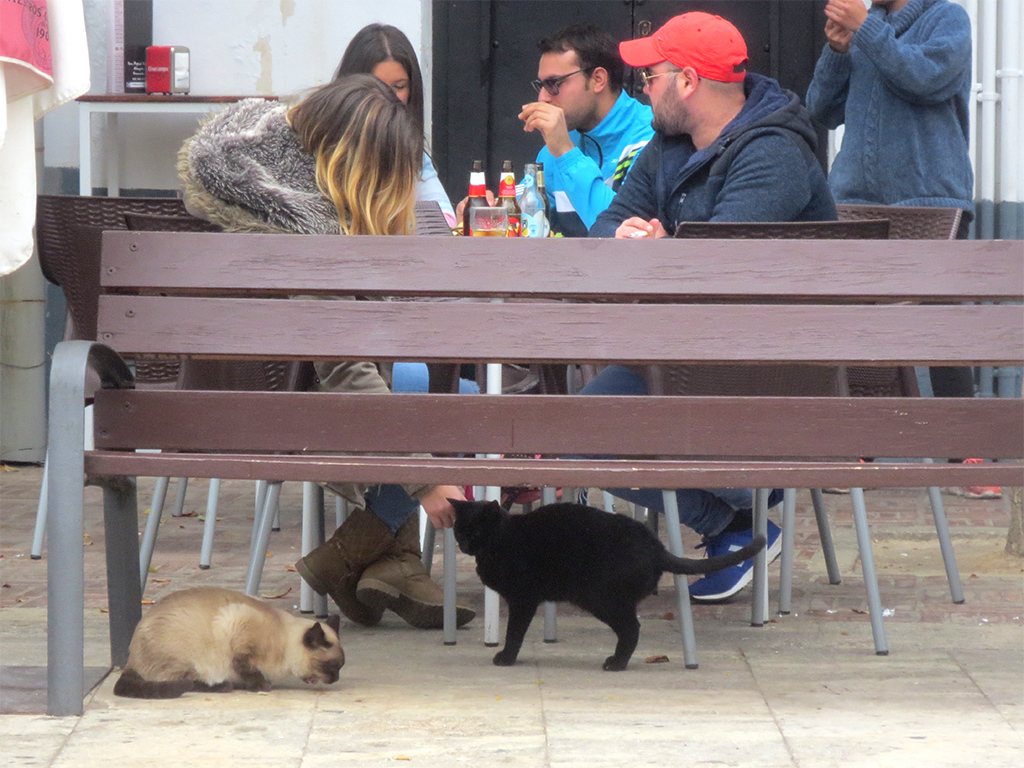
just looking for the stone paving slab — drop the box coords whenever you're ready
[1,465,1022,766]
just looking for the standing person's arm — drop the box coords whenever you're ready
[850,5,972,104]
[805,22,854,129]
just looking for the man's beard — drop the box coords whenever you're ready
[651,84,689,135]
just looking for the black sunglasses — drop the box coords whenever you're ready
[531,67,594,96]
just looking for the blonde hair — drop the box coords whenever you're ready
[288,75,422,235]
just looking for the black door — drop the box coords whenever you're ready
[431,0,827,203]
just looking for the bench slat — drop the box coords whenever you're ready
[83,452,1023,490]
[100,232,1024,301]
[96,297,1024,365]
[92,391,1024,460]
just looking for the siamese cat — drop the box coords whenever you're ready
[450,499,766,671]
[113,587,344,698]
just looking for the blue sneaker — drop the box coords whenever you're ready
[689,519,782,602]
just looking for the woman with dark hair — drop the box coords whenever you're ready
[335,23,457,227]
[179,75,475,631]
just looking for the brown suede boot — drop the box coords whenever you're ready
[294,505,394,627]
[356,517,475,629]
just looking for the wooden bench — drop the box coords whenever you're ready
[46,232,1023,715]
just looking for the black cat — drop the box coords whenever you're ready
[450,499,766,671]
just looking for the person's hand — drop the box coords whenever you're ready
[519,102,575,157]
[825,18,855,53]
[824,0,868,32]
[614,217,668,239]
[418,485,466,529]
[454,190,497,233]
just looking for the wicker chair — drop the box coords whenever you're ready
[31,196,193,560]
[668,216,965,638]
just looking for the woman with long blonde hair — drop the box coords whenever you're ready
[179,74,475,631]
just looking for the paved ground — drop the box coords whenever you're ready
[1,464,1022,767]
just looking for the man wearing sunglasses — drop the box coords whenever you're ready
[591,12,835,239]
[518,24,654,237]
[583,13,835,604]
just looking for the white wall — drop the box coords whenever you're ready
[43,0,430,190]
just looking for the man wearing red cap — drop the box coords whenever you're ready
[590,11,835,238]
[584,12,836,602]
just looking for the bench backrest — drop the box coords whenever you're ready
[90,232,1024,466]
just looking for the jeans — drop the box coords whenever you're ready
[579,365,781,538]
[364,483,420,533]
[392,362,480,395]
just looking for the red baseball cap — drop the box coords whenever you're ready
[619,12,748,83]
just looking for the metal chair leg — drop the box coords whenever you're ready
[751,489,770,627]
[138,476,171,591]
[810,488,842,585]
[778,489,797,615]
[541,487,558,643]
[199,478,221,569]
[662,489,698,669]
[443,526,458,645]
[849,488,889,655]
[245,482,282,596]
[30,458,49,559]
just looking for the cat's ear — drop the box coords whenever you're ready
[325,614,341,637]
[303,621,329,650]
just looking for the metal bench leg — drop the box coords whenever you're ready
[245,481,281,596]
[102,477,142,667]
[751,488,770,627]
[169,477,189,517]
[850,488,889,655]
[778,489,797,615]
[810,488,842,585]
[541,487,558,643]
[602,491,615,512]
[199,478,221,569]
[662,490,698,669]
[47,340,133,716]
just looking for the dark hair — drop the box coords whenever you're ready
[538,24,624,92]
[289,75,423,235]
[334,24,424,134]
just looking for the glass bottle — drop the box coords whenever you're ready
[498,160,521,237]
[462,159,488,235]
[518,163,548,238]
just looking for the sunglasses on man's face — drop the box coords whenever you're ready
[530,67,593,96]
[640,68,682,88]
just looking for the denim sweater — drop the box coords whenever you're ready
[805,0,974,219]
[538,90,654,237]
[590,73,835,237]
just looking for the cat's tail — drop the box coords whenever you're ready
[113,668,193,699]
[660,534,767,575]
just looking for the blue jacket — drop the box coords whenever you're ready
[591,73,836,237]
[537,90,653,237]
[805,0,974,219]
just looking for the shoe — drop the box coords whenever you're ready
[294,505,391,627]
[945,458,1002,499]
[356,516,476,629]
[689,520,783,602]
